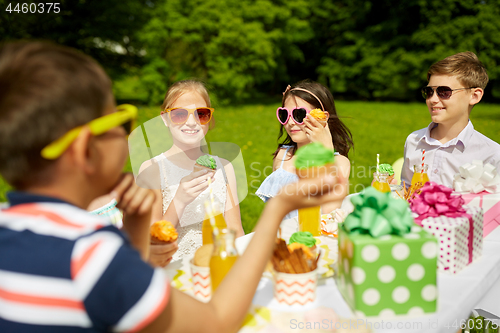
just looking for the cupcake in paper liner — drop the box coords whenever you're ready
[294,142,335,180]
[150,220,178,245]
[289,231,317,255]
[193,155,217,173]
[309,108,328,126]
[377,163,395,184]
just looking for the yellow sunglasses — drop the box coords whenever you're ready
[41,104,138,160]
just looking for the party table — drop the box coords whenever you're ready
[164,218,500,333]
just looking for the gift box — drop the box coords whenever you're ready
[411,182,483,274]
[337,187,438,317]
[462,192,500,237]
[452,160,500,238]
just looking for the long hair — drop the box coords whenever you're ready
[273,80,353,159]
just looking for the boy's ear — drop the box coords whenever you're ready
[470,87,484,106]
[70,127,97,174]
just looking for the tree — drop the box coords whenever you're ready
[138,0,315,104]
[316,0,500,101]
[0,0,155,78]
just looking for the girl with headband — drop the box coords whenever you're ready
[256,80,353,219]
[138,80,244,266]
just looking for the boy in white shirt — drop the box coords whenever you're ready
[401,51,500,188]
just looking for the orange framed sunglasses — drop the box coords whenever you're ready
[161,107,214,125]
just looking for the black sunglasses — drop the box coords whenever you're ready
[421,86,475,100]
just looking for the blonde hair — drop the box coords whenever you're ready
[427,51,489,89]
[161,80,211,110]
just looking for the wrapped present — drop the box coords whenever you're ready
[462,192,500,237]
[411,182,483,274]
[453,160,500,194]
[452,160,500,237]
[337,187,438,317]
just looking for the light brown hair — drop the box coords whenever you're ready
[0,41,112,189]
[161,80,211,110]
[427,51,489,89]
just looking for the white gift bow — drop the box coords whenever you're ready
[453,160,500,193]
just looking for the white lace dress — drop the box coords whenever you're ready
[153,154,227,263]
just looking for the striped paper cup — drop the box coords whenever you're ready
[190,260,211,302]
[273,268,318,306]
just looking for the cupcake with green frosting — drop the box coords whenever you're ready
[288,231,318,259]
[193,155,217,173]
[377,163,395,183]
[294,142,335,179]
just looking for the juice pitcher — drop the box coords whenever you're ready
[210,229,239,291]
[373,172,391,193]
[202,200,227,245]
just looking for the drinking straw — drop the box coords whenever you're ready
[207,177,215,208]
[376,153,380,177]
[421,149,425,173]
[203,201,218,235]
[205,177,218,236]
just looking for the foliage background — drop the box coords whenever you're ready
[3,0,500,104]
[1,0,500,231]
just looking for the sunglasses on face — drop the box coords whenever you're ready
[421,86,475,100]
[41,104,138,160]
[276,107,312,125]
[161,107,214,125]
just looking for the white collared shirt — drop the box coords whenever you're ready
[401,121,500,188]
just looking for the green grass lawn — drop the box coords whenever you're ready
[2,101,500,233]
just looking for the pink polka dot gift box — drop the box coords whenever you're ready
[452,160,500,238]
[337,187,438,317]
[411,182,483,275]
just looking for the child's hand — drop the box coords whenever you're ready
[148,240,178,267]
[304,114,334,151]
[111,173,156,260]
[274,174,346,213]
[112,173,156,217]
[174,170,215,207]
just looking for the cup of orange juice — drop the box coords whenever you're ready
[210,229,239,291]
[412,164,430,186]
[202,200,227,245]
[372,172,391,193]
[295,143,336,237]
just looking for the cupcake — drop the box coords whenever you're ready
[378,163,395,184]
[288,231,318,268]
[193,155,217,173]
[309,108,328,126]
[289,231,317,253]
[150,220,178,245]
[294,142,335,179]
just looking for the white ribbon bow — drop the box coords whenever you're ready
[453,160,500,193]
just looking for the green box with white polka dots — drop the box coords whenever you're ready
[337,225,438,317]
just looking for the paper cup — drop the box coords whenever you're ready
[190,260,211,302]
[273,269,317,306]
[193,163,215,174]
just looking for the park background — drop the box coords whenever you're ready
[1,0,500,232]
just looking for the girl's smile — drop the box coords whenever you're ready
[180,128,201,135]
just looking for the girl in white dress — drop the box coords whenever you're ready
[138,80,244,265]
